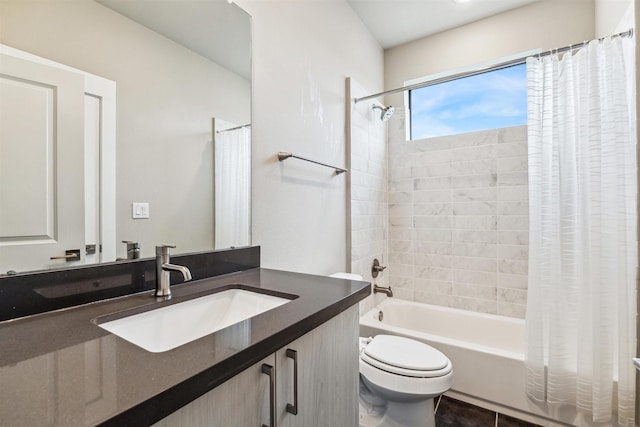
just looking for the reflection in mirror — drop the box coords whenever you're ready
[0,0,251,274]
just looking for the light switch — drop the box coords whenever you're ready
[132,202,150,219]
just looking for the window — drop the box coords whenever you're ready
[409,63,527,140]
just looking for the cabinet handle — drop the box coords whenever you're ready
[286,349,298,415]
[261,364,275,427]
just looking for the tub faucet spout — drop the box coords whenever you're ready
[373,284,393,297]
[155,245,192,298]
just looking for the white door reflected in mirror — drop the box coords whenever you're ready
[0,47,116,273]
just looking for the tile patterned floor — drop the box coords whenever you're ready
[435,396,541,427]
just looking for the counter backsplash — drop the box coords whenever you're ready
[0,246,260,322]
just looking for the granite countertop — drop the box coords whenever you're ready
[0,268,370,427]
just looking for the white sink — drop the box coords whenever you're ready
[98,289,291,353]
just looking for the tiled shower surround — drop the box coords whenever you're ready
[387,109,529,318]
[348,78,388,314]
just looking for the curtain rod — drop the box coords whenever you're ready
[216,123,251,133]
[354,28,634,104]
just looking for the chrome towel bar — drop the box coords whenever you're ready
[277,152,347,175]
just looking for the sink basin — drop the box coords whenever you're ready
[98,289,292,352]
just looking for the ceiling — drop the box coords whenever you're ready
[347,0,540,49]
[96,0,251,80]
[94,0,541,77]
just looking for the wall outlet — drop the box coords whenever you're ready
[132,202,150,219]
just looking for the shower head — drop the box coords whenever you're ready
[372,104,395,122]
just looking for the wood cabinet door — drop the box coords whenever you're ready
[154,353,275,427]
[276,306,359,427]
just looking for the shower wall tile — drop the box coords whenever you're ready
[414,189,451,203]
[393,287,415,301]
[349,79,389,316]
[498,185,529,201]
[414,137,452,152]
[416,266,453,281]
[454,215,497,230]
[415,278,453,295]
[498,259,527,275]
[390,252,413,265]
[498,215,529,230]
[498,273,528,289]
[453,283,497,300]
[453,243,497,258]
[452,173,497,189]
[388,122,529,319]
[498,230,529,245]
[413,163,452,177]
[454,187,497,202]
[451,159,497,175]
[415,241,452,255]
[389,191,412,204]
[415,229,452,242]
[450,296,497,314]
[495,131,528,318]
[453,229,497,244]
[454,269,497,286]
[497,302,527,318]
[498,171,528,186]
[498,156,528,173]
[453,256,497,273]
[415,291,450,306]
[453,202,496,216]
[452,144,496,161]
[497,141,528,158]
[414,203,452,216]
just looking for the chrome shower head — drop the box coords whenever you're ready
[372,104,395,122]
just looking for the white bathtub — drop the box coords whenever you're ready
[359,299,583,426]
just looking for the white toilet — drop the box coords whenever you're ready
[358,335,453,427]
[328,272,453,426]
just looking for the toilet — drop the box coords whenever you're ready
[328,273,453,427]
[358,335,453,427]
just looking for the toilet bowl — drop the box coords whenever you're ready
[327,273,453,426]
[358,335,453,427]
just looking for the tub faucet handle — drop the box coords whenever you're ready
[372,258,387,278]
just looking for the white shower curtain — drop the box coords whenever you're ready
[526,36,637,425]
[214,126,251,249]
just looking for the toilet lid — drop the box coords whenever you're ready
[363,335,449,372]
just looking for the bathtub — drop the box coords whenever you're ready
[359,299,582,426]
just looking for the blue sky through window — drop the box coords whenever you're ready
[409,63,527,140]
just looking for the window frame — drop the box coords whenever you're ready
[404,50,538,141]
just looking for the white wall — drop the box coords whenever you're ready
[384,0,595,108]
[0,0,250,260]
[236,0,384,274]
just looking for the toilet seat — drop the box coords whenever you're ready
[359,335,454,398]
[361,335,451,378]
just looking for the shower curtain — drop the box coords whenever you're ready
[214,126,251,249]
[525,36,637,425]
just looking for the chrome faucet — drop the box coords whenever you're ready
[373,284,393,297]
[155,245,192,298]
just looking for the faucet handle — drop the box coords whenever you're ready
[156,244,176,256]
[371,258,387,278]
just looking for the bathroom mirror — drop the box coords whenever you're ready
[0,0,251,274]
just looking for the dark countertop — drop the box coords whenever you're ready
[0,268,370,427]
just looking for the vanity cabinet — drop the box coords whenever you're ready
[154,305,359,427]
